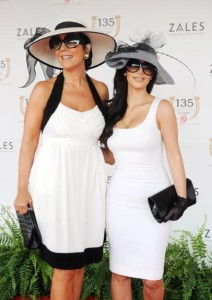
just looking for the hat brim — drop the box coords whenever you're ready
[26,27,116,69]
[105,50,175,85]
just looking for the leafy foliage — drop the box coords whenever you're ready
[81,220,212,300]
[81,242,112,300]
[1,206,212,300]
[132,277,143,299]
[164,220,212,300]
[0,207,53,300]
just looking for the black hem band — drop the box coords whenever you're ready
[39,244,104,269]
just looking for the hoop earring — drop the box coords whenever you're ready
[84,53,89,60]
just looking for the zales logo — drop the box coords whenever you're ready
[0,141,14,151]
[205,229,212,240]
[169,96,200,123]
[17,28,36,38]
[169,22,205,33]
[91,16,121,37]
[0,58,10,81]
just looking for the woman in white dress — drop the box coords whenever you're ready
[101,36,188,300]
[14,19,116,300]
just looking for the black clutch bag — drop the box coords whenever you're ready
[148,178,196,223]
[17,207,42,249]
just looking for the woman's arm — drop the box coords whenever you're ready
[14,81,51,214]
[157,99,186,198]
[101,147,115,165]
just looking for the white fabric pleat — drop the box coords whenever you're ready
[29,104,106,253]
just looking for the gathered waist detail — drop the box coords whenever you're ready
[41,135,98,146]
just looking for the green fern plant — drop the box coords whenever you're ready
[164,219,212,300]
[132,277,143,299]
[81,241,112,300]
[1,206,211,300]
[0,206,53,300]
[81,219,212,300]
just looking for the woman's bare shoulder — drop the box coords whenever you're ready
[90,77,109,101]
[157,98,176,125]
[29,77,56,107]
[32,77,55,94]
[158,98,175,113]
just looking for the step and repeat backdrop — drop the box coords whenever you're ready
[0,0,212,250]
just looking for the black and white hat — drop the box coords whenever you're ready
[105,42,175,85]
[25,19,116,69]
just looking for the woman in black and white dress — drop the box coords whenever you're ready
[14,19,116,300]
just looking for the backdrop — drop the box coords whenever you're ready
[0,0,212,251]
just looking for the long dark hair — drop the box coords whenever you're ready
[100,41,157,146]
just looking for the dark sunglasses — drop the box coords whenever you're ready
[49,34,84,51]
[125,59,157,76]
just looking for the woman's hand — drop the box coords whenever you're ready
[163,196,188,222]
[14,81,49,215]
[14,191,32,214]
[100,147,115,165]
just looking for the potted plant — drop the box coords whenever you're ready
[0,206,53,300]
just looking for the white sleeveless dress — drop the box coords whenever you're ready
[29,103,106,269]
[106,98,172,280]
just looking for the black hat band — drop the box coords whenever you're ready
[55,21,86,30]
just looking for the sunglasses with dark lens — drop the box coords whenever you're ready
[126,59,157,76]
[49,35,82,51]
